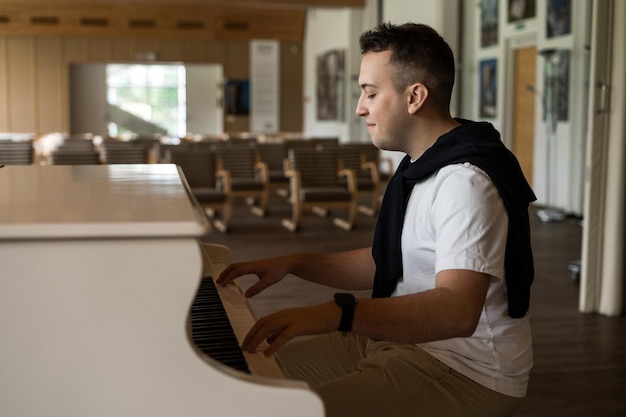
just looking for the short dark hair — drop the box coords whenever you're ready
[359,22,455,113]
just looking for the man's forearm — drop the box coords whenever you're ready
[287,247,375,290]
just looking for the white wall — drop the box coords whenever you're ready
[303,8,354,141]
[460,0,590,214]
[304,0,462,168]
[69,64,108,135]
[304,0,590,215]
[380,0,461,169]
[186,64,224,136]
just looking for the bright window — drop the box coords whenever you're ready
[106,64,186,138]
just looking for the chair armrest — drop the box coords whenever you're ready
[361,161,381,183]
[216,169,232,192]
[283,157,291,177]
[338,168,357,193]
[284,168,301,201]
[254,160,269,183]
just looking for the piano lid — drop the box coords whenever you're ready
[0,164,211,241]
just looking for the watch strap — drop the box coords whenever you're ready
[334,293,356,333]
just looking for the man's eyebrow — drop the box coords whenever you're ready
[359,83,376,90]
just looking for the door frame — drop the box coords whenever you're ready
[502,34,537,151]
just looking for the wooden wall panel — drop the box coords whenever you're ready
[0,34,302,135]
[87,39,113,61]
[7,37,35,132]
[222,40,249,133]
[0,39,8,131]
[280,41,303,132]
[64,38,88,63]
[182,41,210,63]
[36,37,64,132]
[112,39,134,61]
[133,39,160,60]
[223,40,248,78]
[159,40,184,62]
[206,40,226,63]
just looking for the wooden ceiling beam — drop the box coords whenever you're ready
[0,3,318,41]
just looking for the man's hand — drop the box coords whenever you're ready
[242,302,341,356]
[216,256,293,297]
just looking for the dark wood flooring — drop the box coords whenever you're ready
[202,190,626,417]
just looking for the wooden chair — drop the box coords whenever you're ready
[283,147,357,232]
[339,143,383,217]
[169,147,230,233]
[0,139,34,165]
[50,138,101,165]
[309,136,339,151]
[256,142,290,196]
[101,140,151,164]
[213,144,270,219]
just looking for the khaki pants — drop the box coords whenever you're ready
[277,333,523,417]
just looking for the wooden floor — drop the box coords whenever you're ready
[202,190,626,417]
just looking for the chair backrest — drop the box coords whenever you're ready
[284,138,315,153]
[50,148,101,165]
[102,141,150,164]
[0,139,34,165]
[58,138,96,152]
[169,148,217,188]
[214,146,258,179]
[288,147,340,188]
[339,143,379,176]
[256,142,287,171]
[309,137,339,151]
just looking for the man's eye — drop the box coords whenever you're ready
[367,94,376,99]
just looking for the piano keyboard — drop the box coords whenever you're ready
[190,276,250,373]
[190,275,286,379]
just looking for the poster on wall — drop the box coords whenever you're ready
[316,49,345,121]
[481,0,499,48]
[544,50,570,123]
[225,79,250,116]
[547,0,572,38]
[479,58,497,119]
[508,0,536,23]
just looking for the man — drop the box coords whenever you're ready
[218,22,536,417]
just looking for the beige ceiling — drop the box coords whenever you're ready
[0,0,365,41]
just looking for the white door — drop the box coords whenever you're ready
[186,64,223,136]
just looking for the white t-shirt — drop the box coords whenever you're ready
[394,162,533,398]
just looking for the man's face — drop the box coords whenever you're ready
[356,50,412,152]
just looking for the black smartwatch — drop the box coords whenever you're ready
[334,293,357,333]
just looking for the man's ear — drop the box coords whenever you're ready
[407,83,428,114]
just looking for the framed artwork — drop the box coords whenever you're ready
[542,49,570,129]
[481,0,499,48]
[316,49,345,121]
[508,0,536,23]
[479,58,497,119]
[225,79,250,116]
[547,0,572,38]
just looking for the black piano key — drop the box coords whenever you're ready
[189,276,251,374]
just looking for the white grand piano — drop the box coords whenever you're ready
[0,164,323,417]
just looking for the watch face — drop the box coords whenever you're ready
[335,293,355,305]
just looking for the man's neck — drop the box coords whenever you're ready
[408,117,461,161]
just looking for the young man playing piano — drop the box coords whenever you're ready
[218,22,535,417]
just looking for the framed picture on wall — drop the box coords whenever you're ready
[316,49,345,121]
[225,79,250,116]
[508,0,536,23]
[547,0,572,38]
[481,0,499,48]
[479,58,497,119]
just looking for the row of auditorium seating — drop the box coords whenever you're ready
[167,138,391,233]
[1,132,391,233]
[0,134,159,166]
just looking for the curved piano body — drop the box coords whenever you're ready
[0,164,323,417]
